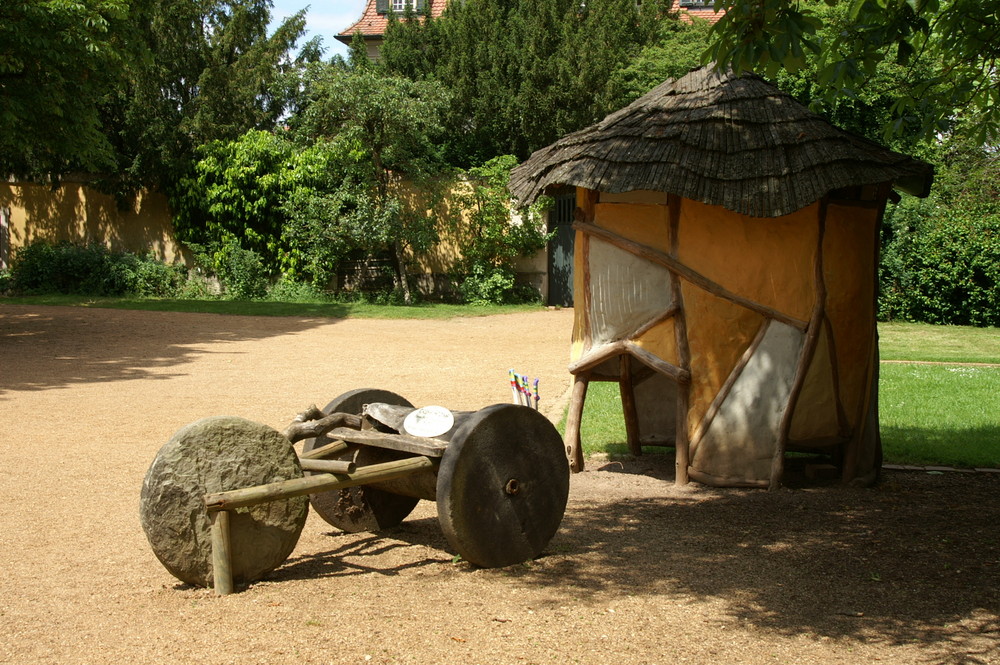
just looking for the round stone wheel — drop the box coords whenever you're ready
[302,388,420,533]
[436,404,569,568]
[140,417,308,588]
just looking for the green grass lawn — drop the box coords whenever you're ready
[571,322,1000,469]
[0,294,543,319]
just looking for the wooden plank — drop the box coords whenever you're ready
[324,427,449,458]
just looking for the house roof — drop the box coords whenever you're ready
[337,0,721,44]
[509,65,934,218]
[337,0,448,43]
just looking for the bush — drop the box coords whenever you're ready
[213,241,268,300]
[880,200,1000,326]
[266,277,331,302]
[8,241,187,297]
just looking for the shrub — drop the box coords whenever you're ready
[8,241,187,297]
[214,241,268,300]
[880,200,1000,326]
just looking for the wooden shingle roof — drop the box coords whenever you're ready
[509,66,933,218]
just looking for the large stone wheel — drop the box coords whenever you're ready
[140,417,308,588]
[302,388,420,533]
[436,404,569,568]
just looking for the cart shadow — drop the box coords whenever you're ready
[270,518,452,583]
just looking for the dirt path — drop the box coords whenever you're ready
[1,304,997,665]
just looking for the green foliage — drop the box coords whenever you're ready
[103,0,309,193]
[213,239,268,300]
[172,129,295,271]
[610,15,712,104]
[450,156,551,304]
[0,0,129,176]
[381,0,671,165]
[8,241,186,297]
[706,0,1000,143]
[879,199,1000,327]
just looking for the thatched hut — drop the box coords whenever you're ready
[509,66,933,488]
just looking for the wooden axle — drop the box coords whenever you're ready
[205,456,437,513]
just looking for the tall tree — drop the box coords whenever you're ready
[381,0,671,166]
[102,0,309,192]
[294,63,451,302]
[0,0,129,176]
[706,0,1000,143]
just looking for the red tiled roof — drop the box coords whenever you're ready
[337,0,722,43]
[337,0,449,41]
[671,0,724,24]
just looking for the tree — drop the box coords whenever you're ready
[103,0,310,193]
[381,0,671,166]
[449,155,551,304]
[705,0,1000,143]
[611,16,713,104]
[0,0,129,176]
[294,63,451,302]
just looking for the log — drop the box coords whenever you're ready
[210,511,234,596]
[282,410,362,443]
[299,458,357,474]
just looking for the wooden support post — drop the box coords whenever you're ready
[564,374,589,473]
[619,355,641,456]
[210,510,234,596]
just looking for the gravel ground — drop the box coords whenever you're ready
[1,304,997,665]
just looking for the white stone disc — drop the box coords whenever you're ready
[403,405,455,438]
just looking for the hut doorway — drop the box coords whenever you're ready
[546,188,576,306]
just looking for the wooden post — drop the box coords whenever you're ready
[619,355,641,456]
[210,510,234,596]
[669,194,691,485]
[564,374,589,473]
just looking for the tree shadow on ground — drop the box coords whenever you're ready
[527,461,999,663]
[283,458,1000,664]
[0,304,335,395]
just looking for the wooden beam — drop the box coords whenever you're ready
[204,456,438,512]
[573,220,809,331]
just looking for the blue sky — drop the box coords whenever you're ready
[269,0,366,59]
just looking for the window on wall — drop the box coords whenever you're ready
[376,0,426,13]
[678,0,715,7]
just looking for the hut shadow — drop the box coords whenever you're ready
[0,305,339,395]
[512,465,999,662]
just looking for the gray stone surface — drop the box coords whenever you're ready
[140,416,308,588]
